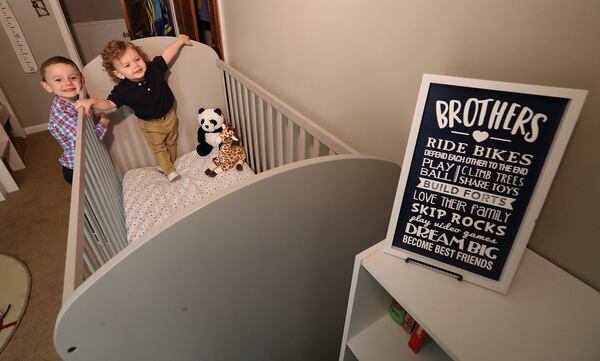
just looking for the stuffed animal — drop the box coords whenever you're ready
[196,108,224,156]
[205,125,246,177]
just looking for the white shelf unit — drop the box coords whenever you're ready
[0,88,25,200]
[339,241,600,361]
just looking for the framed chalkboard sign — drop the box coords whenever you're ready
[384,74,587,293]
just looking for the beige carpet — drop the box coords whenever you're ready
[0,131,70,361]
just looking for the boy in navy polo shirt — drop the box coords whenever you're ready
[76,35,190,182]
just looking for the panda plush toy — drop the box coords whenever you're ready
[196,108,225,156]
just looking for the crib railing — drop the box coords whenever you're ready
[217,60,358,173]
[62,109,127,301]
[62,61,357,303]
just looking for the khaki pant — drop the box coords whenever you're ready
[137,108,178,175]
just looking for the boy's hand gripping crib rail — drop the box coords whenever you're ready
[55,38,400,361]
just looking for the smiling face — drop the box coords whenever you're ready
[112,46,147,82]
[40,63,83,101]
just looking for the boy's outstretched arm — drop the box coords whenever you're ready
[75,98,116,117]
[162,34,191,65]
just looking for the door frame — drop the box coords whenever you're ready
[171,0,226,59]
[47,0,83,69]
[48,0,227,63]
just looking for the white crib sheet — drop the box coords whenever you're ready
[123,149,254,243]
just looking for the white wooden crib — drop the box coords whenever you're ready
[54,37,400,361]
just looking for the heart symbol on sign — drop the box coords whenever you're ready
[472,130,489,143]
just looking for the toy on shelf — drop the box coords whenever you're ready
[205,125,246,177]
[408,323,428,353]
[196,108,224,156]
[389,301,406,325]
[401,312,416,334]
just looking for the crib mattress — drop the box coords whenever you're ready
[123,149,254,243]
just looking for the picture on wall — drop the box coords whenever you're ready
[384,74,587,293]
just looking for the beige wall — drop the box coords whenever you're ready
[220,0,600,290]
[61,0,121,23]
[0,0,71,128]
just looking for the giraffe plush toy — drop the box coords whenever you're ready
[205,125,246,177]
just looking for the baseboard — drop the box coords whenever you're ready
[25,123,48,134]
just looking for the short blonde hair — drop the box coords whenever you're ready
[101,40,150,82]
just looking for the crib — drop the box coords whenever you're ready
[54,37,400,361]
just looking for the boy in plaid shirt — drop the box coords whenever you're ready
[40,56,109,184]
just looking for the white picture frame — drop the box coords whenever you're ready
[384,74,587,294]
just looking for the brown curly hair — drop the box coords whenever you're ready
[101,40,150,82]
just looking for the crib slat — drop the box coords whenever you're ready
[250,93,261,172]
[257,98,267,173]
[81,251,96,275]
[310,136,321,158]
[92,121,124,205]
[235,80,247,156]
[85,115,126,243]
[285,116,294,164]
[249,92,261,173]
[275,112,283,167]
[84,160,120,256]
[225,73,237,129]
[235,80,250,167]
[83,219,108,265]
[85,122,127,249]
[92,136,121,208]
[84,180,118,258]
[83,202,114,261]
[81,262,92,281]
[84,195,116,260]
[82,241,100,272]
[245,86,256,171]
[228,74,241,131]
[245,89,256,171]
[266,104,275,170]
[241,85,256,171]
[298,128,307,161]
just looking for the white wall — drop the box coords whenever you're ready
[71,19,127,64]
[60,0,121,23]
[220,0,600,290]
[0,0,71,129]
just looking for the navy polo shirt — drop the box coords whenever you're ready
[107,56,175,120]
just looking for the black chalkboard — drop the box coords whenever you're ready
[385,75,586,292]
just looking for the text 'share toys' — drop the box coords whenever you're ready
[205,125,246,177]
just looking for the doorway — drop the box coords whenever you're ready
[61,0,223,65]
[118,0,223,59]
[119,0,176,39]
[169,0,223,59]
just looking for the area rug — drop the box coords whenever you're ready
[0,254,30,354]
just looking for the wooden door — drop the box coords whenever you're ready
[171,0,223,59]
[206,0,224,59]
[120,0,176,39]
[119,0,151,39]
[172,0,199,41]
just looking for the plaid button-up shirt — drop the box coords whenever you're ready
[47,96,108,169]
